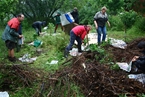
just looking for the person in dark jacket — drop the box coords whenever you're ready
[64,25,91,58]
[2,13,24,62]
[32,21,47,36]
[94,6,110,45]
[137,41,145,54]
[71,7,79,24]
[132,56,145,72]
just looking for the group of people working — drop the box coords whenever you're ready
[1,6,145,74]
[1,6,111,62]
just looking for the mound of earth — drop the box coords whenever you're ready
[48,38,145,97]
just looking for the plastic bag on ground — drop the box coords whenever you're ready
[109,38,127,49]
[69,48,82,56]
[0,91,9,97]
[117,61,132,72]
[128,73,145,84]
[19,53,37,63]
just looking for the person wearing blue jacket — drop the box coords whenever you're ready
[32,21,47,36]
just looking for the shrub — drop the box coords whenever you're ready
[119,10,138,29]
[108,15,124,31]
[135,16,145,32]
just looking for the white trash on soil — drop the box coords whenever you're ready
[117,61,132,72]
[50,60,58,65]
[109,38,127,49]
[19,53,37,63]
[128,73,145,84]
[69,48,82,56]
[0,91,9,97]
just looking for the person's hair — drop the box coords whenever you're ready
[84,25,91,33]
[17,13,24,17]
[74,7,77,10]
[87,25,92,28]
[137,41,145,49]
[42,21,47,26]
[101,6,107,10]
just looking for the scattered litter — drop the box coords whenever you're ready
[34,40,42,47]
[81,63,86,69]
[0,91,9,97]
[110,38,127,49]
[19,53,37,63]
[128,73,145,84]
[52,33,61,36]
[69,48,82,56]
[43,26,48,30]
[40,32,49,36]
[28,40,43,47]
[50,60,58,65]
[117,61,132,72]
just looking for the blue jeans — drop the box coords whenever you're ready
[97,26,107,44]
[66,31,82,52]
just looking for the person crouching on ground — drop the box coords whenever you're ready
[132,56,145,73]
[64,25,91,58]
[2,13,24,62]
[32,21,47,36]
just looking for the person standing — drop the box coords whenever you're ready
[2,13,24,62]
[32,21,47,36]
[53,12,63,33]
[94,6,110,45]
[71,7,79,24]
[64,25,91,58]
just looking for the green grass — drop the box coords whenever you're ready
[108,26,145,42]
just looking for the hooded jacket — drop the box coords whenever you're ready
[2,18,20,43]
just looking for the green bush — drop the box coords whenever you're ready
[135,16,145,32]
[119,10,138,29]
[109,15,124,31]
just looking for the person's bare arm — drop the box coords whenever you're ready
[132,56,139,61]
[94,20,98,29]
[107,21,110,27]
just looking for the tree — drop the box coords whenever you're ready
[0,0,18,25]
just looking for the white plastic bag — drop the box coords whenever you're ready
[60,12,74,26]
[110,38,127,49]
[0,91,9,97]
[128,73,145,84]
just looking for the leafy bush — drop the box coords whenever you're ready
[119,10,138,29]
[135,16,145,32]
[109,15,124,31]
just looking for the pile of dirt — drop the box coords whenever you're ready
[47,38,145,97]
[105,38,145,62]
[0,64,44,91]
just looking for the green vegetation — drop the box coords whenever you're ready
[0,0,145,96]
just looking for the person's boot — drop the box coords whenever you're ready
[64,49,69,58]
[78,49,83,53]
[9,57,17,62]
[78,46,83,53]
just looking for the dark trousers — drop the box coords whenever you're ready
[66,31,82,52]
